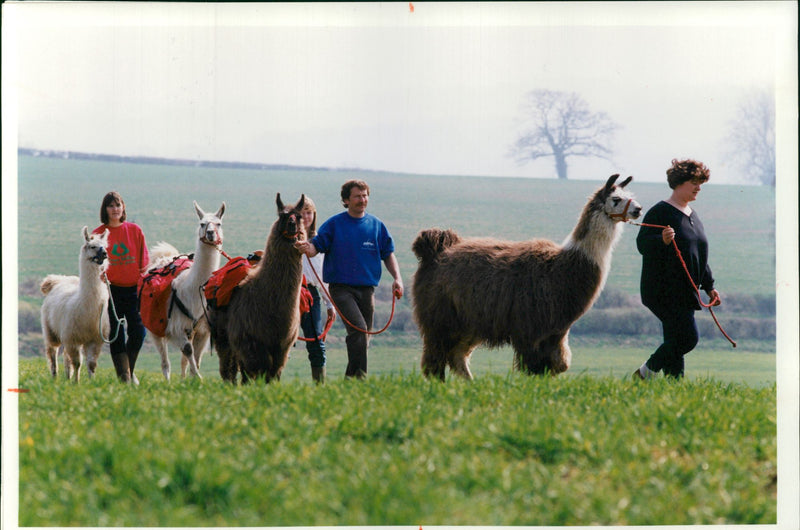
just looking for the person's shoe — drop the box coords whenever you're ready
[111,352,131,383]
[633,364,657,380]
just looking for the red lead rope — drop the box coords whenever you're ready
[628,220,736,347]
[304,255,397,336]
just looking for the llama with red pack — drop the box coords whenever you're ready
[140,201,226,380]
[210,194,307,384]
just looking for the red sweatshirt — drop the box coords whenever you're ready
[93,222,149,287]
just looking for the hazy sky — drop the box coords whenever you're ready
[3,2,796,183]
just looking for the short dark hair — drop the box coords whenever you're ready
[100,191,126,224]
[666,159,710,189]
[340,180,370,207]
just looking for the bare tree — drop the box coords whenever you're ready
[726,89,775,186]
[510,89,619,180]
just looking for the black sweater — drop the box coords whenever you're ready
[636,201,715,311]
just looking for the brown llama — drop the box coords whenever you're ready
[411,174,641,380]
[211,194,306,383]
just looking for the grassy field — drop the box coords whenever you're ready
[8,155,780,527]
[16,359,776,527]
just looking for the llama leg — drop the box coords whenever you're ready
[191,328,210,372]
[420,339,448,381]
[447,339,477,381]
[180,339,201,378]
[85,342,102,378]
[514,332,570,375]
[421,332,464,381]
[45,342,59,378]
[64,345,81,382]
[549,332,572,374]
[172,329,201,379]
[211,311,237,383]
[236,337,272,383]
[153,336,171,381]
[512,335,546,375]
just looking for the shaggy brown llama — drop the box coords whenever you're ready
[411,174,641,380]
[211,194,306,383]
[40,227,110,382]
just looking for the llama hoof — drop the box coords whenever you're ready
[131,373,140,386]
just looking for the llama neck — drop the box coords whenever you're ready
[562,210,623,278]
[252,240,303,287]
[79,262,108,297]
[185,239,222,286]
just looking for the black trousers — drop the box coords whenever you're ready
[107,284,147,375]
[329,284,374,378]
[644,304,699,378]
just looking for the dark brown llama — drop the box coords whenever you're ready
[211,194,306,383]
[411,174,641,380]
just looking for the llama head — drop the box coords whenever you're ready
[194,200,225,246]
[81,226,109,268]
[601,174,642,223]
[275,193,307,242]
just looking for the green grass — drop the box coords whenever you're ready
[11,155,778,526]
[17,359,776,526]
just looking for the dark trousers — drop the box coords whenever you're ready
[108,284,147,376]
[329,283,374,379]
[645,304,699,378]
[300,285,326,368]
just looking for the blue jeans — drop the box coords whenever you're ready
[300,285,327,368]
[645,305,699,378]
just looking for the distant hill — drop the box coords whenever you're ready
[16,147,340,172]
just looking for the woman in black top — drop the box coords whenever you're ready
[634,159,722,379]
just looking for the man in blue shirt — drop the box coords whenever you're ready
[295,180,404,378]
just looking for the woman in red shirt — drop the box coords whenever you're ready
[94,191,149,383]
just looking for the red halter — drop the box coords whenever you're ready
[609,198,633,222]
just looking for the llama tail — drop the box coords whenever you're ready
[40,274,77,295]
[146,241,181,271]
[412,228,460,264]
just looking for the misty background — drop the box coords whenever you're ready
[3,2,794,184]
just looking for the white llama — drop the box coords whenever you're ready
[40,227,110,382]
[146,201,225,380]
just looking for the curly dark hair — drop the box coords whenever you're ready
[666,158,710,189]
[340,180,370,207]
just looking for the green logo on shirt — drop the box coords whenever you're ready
[111,242,129,257]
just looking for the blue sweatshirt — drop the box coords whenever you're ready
[312,211,395,287]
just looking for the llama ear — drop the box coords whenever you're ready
[604,174,620,192]
[619,176,633,188]
[194,200,205,219]
[82,226,90,242]
[276,193,284,212]
[296,194,306,212]
[216,202,226,219]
